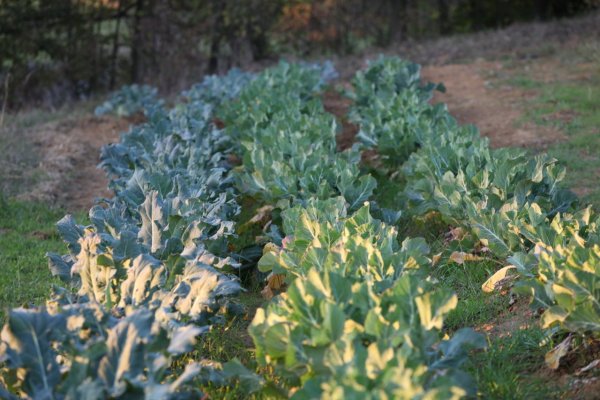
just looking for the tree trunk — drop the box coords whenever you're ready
[206,0,223,74]
[131,0,144,82]
[438,0,450,34]
[535,0,550,20]
[109,0,123,89]
[469,0,483,30]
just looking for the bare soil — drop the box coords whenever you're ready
[477,296,536,339]
[322,87,357,150]
[534,339,600,400]
[15,116,130,210]
[422,60,565,149]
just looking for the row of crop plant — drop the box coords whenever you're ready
[217,61,489,397]
[0,58,492,398]
[0,61,387,398]
[350,56,600,370]
[0,70,257,398]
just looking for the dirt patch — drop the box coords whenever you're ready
[29,231,54,240]
[422,60,565,149]
[478,296,535,339]
[534,339,600,400]
[568,377,600,400]
[542,109,580,124]
[322,87,358,150]
[16,115,131,211]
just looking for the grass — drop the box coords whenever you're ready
[435,260,509,332]
[468,327,561,399]
[428,244,560,398]
[505,54,600,207]
[543,82,600,206]
[0,198,84,320]
[433,257,561,397]
[506,75,542,90]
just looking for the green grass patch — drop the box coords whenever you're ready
[506,75,542,90]
[428,247,560,397]
[508,68,600,207]
[0,198,83,320]
[434,260,508,332]
[467,327,561,399]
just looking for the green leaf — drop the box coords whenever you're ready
[0,309,66,399]
[46,252,73,283]
[98,309,154,397]
[415,290,458,330]
[223,358,265,394]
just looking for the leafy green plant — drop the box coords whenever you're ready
[349,56,576,260]
[0,305,207,399]
[182,68,254,107]
[348,56,445,166]
[250,197,485,397]
[12,52,586,398]
[221,62,376,210]
[1,65,262,397]
[258,197,426,284]
[516,242,600,336]
[95,84,163,117]
[251,270,485,398]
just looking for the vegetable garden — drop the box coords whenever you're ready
[1,56,598,398]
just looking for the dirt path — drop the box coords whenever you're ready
[322,87,357,150]
[16,116,130,211]
[422,60,564,149]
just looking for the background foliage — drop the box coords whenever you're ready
[0,0,596,108]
